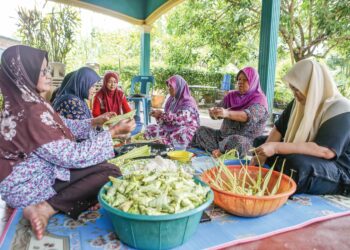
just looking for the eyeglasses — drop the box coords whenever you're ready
[40,66,52,77]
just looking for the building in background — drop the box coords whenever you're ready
[0,35,21,56]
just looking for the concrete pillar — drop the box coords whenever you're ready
[140,25,152,76]
[258,0,281,113]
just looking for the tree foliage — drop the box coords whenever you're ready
[162,0,350,67]
[159,0,261,71]
[280,0,350,63]
[16,5,80,63]
[99,63,225,95]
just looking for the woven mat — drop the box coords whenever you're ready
[1,194,350,250]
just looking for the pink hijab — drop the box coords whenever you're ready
[223,67,268,111]
[164,75,198,113]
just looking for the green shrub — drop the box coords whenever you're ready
[99,64,230,96]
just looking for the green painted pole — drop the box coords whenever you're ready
[140,25,151,76]
[258,0,281,114]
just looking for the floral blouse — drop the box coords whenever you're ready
[145,107,200,146]
[0,118,114,208]
[158,107,199,128]
[54,95,92,120]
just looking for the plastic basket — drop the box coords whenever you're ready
[201,165,296,217]
[98,178,214,250]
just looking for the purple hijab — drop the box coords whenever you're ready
[223,67,268,111]
[164,75,198,113]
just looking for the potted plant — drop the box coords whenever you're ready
[151,88,166,108]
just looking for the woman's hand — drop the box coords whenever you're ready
[114,133,131,143]
[212,149,222,158]
[211,107,228,119]
[250,142,279,165]
[91,112,117,127]
[109,118,136,138]
[208,108,218,120]
[255,142,278,157]
[150,109,162,119]
[250,155,268,166]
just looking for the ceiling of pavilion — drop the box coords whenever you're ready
[50,0,185,25]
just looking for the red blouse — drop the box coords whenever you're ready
[92,92,131,117]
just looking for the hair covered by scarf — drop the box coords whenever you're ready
[0,45,74,182]
[223,67,268,111]
[52,67,100,106]
[94,72,125,114]
[283,59,350,143]
[164,75,197,113]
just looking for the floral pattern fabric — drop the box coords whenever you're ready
[0,118,114,208]
[54,96,92,120]
[144,107,200,147]
[190,104,268,155]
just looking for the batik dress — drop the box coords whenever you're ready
[144,106,200,147]
[191,103,268,155]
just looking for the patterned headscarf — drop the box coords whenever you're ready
[0,45,74,182]
[223,67,268,111]
[164,75,198,113]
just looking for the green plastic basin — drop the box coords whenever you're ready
[98,178,213,250]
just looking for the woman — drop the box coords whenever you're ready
[52,67,99,119]
[252,59,350,195]
[190,67,269,157]
[144,75,200,148]
[92,72,131,117]
[49,70,75,103]
[0,45,135,240]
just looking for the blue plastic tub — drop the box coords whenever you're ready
[98,178,214,250]
[224,159,270,169]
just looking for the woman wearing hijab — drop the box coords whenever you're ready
[0,45,136,240]
[144,75,200,148]
[52,67,100,119]
[191,67,269,157]
[92,72,131,117]
[49,70,75,103]
[252,59,350,195]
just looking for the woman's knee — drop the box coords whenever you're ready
[221,135,251,155]
[282,154,341,194]
[98,163,122,177]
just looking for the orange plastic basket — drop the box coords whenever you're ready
[201,165,297,217]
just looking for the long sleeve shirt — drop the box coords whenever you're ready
[92,94,131,117]
[0,117,114,208]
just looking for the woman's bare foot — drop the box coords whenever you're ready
[88,203,100,211]
[23,201,57,240]
[212,149,222,158]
